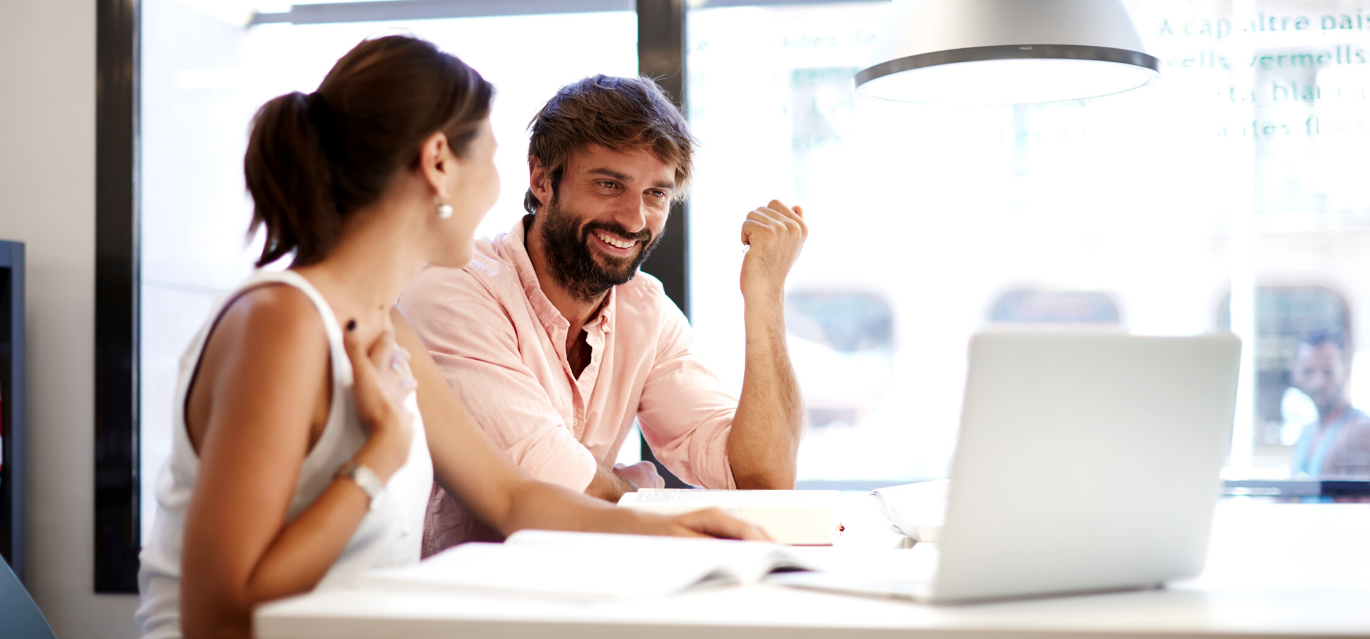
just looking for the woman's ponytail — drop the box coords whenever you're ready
[244,91,337,267]
[243,36,493,268]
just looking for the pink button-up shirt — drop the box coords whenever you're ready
[399,217,738,555]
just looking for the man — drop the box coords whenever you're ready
[1288,330,1370,477]
[399,75,807,554]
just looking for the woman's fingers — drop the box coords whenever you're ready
[342,320,381,406]
[672,508,774,542]
[344,319,415,435]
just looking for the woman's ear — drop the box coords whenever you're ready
[419,131,452,200]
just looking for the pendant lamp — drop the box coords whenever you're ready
[855,0,1159,104]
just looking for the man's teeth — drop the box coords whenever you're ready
[595,232,637,249]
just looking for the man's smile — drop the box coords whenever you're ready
[592,229,640,255]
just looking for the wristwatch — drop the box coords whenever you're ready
[336,461,386,512]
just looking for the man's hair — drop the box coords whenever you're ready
[523,75,695,214]
[1300,328,1348,358]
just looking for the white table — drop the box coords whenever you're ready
[256,499,1370,638]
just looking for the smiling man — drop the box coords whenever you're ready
[398,75,808,554]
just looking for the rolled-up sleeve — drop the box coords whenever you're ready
[399,267,597,492]
[636,302,738,489]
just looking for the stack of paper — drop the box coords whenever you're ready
[870,480,948,542]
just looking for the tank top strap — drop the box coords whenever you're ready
[239,270,354,388]
[171,269,356,471]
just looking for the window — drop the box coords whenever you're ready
[685,0,1370,486]
[102,0,1370,590]
[1218,285,1354,467]
[989,289,1122,325]
[786,288,895,429]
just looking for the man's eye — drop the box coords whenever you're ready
[650,190,668,198]
[599,181,619,190]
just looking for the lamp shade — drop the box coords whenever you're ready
[855,0,1159,104]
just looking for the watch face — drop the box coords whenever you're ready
[339,461,386,511]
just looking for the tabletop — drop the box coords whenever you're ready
[256,498,1370,639]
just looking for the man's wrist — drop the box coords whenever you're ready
[586,462,633,502]
[740,281,785,307]
[609,464,639,492]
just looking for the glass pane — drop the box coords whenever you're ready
[138,0,638,540]
[686,0,1370,486]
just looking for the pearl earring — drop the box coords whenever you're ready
[436,198,453,219]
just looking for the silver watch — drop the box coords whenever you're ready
[336,461,386,512]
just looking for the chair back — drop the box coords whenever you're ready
[0,557,56,639]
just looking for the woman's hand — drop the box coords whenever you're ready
[342,318,416,481]
[633,507,775,542]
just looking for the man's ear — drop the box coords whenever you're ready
[419,132,452,200]
[528,157,553,207]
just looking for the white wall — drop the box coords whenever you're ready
[0,1,142,637]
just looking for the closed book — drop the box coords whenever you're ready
[618,489,840,545]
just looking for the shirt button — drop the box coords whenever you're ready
[592,352,601,364]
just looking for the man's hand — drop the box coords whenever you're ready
[613,461,665,489]
[586,460,662,502]
[739,199,807,301]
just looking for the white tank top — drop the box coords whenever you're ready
[136,270,432,639]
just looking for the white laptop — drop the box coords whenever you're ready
[775,329,1241,603]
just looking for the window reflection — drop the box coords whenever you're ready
[786,289,895,428]
[687,0,1370,485]
[989,290,1122,325]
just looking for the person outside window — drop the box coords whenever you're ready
[1289,330,1370,478]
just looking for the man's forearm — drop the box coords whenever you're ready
[728,291,805,489]
[584,463,635,502]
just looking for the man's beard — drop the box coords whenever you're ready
[539,196,661,303]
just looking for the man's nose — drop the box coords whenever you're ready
[612,197,649,234]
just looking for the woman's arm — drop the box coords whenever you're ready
[392,307,768,541]
[180,289,413,639]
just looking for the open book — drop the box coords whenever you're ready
[359,530,815,603]
[870,480,948,543]
[617,489,840,545]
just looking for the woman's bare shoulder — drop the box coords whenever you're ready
[207,283,331,376]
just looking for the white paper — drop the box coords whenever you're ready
[871,480,948,543]
[358,530,810,603]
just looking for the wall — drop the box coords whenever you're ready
[0,0,142,637]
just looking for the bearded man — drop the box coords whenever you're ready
[398,75,808,554]
[1288,330,1370,478]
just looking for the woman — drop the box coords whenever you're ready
[136,35,764,639]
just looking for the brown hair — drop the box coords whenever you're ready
[523,75,695,214]
[245,35,494,267]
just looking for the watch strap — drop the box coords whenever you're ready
[336,460,385,511]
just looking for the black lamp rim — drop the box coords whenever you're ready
[855,43,1161,89]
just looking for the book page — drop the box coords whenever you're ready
[359,531,809,603]
[507,530,810,583]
